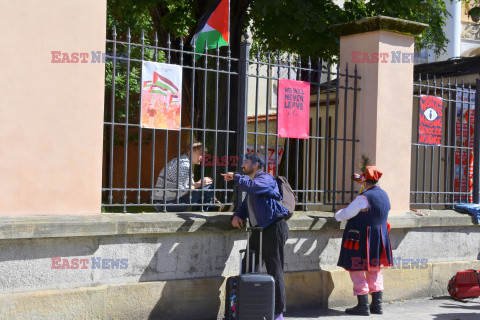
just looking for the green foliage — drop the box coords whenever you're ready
[248,0,453,59]
[105,0,163,142]
[107,0,453,59]
[464,0,480,7]
[107,0,194,39]
[248,0,343,59]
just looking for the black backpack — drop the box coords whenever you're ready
[275,176,297,220]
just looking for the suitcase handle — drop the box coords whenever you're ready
[246,227,264,273]
[452,270,480,288]
[239,249,255,273]
[467,269,480,288]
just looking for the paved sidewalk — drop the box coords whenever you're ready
[284,296,480,320]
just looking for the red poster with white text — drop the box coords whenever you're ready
[418,95,443,145]
[277,79,310,139]
[454,88,475,202]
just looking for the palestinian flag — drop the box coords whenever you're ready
[145,72,180,96]
[191,0,229,56]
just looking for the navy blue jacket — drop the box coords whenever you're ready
[337,186,394,271]
[233,171,289,228]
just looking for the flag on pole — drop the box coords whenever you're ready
[191,0,229,56]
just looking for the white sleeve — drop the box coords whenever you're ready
[334,195,369,221]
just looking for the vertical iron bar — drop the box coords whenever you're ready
[305,56,311,206]
[445,78,452,204]
[177,36,184,206]
[473,78,480,203]
[460,80,465,202]
[341,63,349,204]
[467,82,472,203]
[109,27,117,205]
[188,39,196,210]
[151,32,158,206]
[314,58,321,204]
[436,77,442,205]
[265,51,271,172]
[275,53,282,177]
[201,39,208,210]
[323,61,332,205]
[236,39,250,207]
[332,63,340,211]
[430,75,436,208]
[422,75,429,205]
[122,28,132,213]
[440,76,446,204]
[213,42,220,206]
[453,79,459,203]
[466,82,471,203]
[224,46,231,202]
[137,30,145,205]
[350,65,358,202]
[285,54,292,183]
[301,56,310,209]
[415,74,421,204]
[253,50,261,156]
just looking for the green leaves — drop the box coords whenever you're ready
[248,0,452,59]
[106,0,452,59]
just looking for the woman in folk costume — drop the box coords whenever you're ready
[335,165,393,316]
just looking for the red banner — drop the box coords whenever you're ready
[418,95,443,145]
[454,88,476,202]
[277,79,310,139]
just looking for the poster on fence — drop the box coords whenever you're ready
[454,88,475,202]
[418,95,443,145]
[246,145,284,176]
[277,79,310,139]
[141,61,182,130]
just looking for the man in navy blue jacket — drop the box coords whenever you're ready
[222,153,289,320]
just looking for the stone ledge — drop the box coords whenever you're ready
[331,15,428,38]
[0,210,477,240]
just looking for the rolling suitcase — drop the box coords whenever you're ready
[448,269,480,300]
[224,227,275,320]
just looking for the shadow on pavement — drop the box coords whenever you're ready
[284,308,345,318]
[431,296,480,320]
[433,313,480,320]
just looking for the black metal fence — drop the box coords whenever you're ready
[102,28,361,213]
[411,74,480,208]
[245,50,361,211]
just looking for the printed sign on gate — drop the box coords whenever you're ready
[418,95,443,145]
[454,88,476,202]
[277,79,310,139]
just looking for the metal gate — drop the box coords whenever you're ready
[411,74,480,208]
[102,28,361,212]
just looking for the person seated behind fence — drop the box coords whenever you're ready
[153,142,218,212]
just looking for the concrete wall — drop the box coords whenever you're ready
[0,0,107,216]
[0,211,478,319]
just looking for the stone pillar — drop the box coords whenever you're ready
[332,16,428,213]
[438,0,462,61]
[0,0,107,215]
